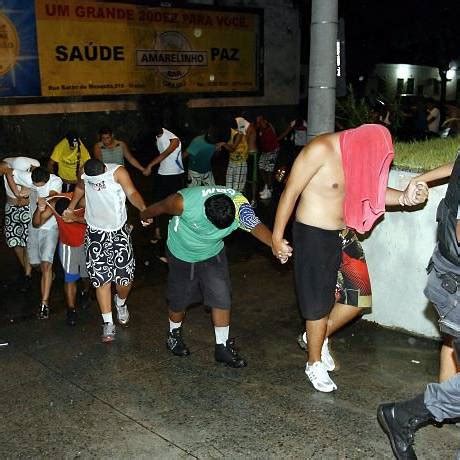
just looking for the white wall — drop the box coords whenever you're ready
[362,169,446,339]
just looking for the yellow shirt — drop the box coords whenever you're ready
[50,138,90,182]
[228,129,249,164]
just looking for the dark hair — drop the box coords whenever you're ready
[98,126,113,136]
[31,167,50,184]
[65,131,79,144]
[151,119,163,136]
[54,197,70,216]
[204,194,235,229]
[84,158,106,176]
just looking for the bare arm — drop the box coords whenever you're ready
[412,162,454,184]
[115,166,146,211]
[121,141,145,173]
[66,181,85,211]
[32,205,53,228]
[6,170,22,197]
[93,143,103,161]
[277,125,293,142]
[220,133,243,153]
[140,193,184,220]
[272,142,324,256]
[47,158,57,174]
[146,138,180,171]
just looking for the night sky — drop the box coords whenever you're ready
[338,0,460,82]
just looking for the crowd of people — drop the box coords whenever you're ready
[1,117,460,458]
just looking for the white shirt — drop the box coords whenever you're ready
[156,128,183,175]
[3,157,40,198]
[427,107,440,133]
[82,164,127,231]
[13,170,62,230]
[235,117,250,135]
[289,120,308,146]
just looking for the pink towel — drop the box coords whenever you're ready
[340,124,394,233]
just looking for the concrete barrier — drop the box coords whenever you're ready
[362,168,447,339]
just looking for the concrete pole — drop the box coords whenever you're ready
[307,0,338,141]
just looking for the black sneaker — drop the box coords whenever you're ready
[38,303,49,320]
[215,338,247,368]
[166,327,190,357]
[66,308,77,326]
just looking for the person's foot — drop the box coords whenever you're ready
[78,290,90,310]
[305,361,337,392]
[0,337,9,347]
[166,327,190,356]
[215,338,247,368]
[101,322,116,343]
[377,403,417,460]
[297,332,335,371]
[114,296,130,326]
[38,303,50,320]
[66,308,77,326]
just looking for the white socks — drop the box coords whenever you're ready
[169,320,182,332]
[115,295,126,307]
[102,312,113,324]
[214,326,229,345]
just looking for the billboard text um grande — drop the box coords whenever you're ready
[35,0,262,96]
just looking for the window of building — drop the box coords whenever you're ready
[406,78,414,94]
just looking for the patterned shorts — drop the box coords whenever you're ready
[4,203,30,248]
[85,224,135,288]
[258,150,279,173]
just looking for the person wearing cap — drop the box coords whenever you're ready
[0,156,40,288]
[48,132,91,192]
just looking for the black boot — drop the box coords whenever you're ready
[166,327,190,357]
[215,338,247,368]
[377,394,433,460]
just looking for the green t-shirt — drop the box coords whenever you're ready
[186,135,215,173]
[167,186,260,262]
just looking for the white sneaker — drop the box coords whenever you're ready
[259,185,268,197]
[305,361,337,392]
[259,188,272,199]
[298,332,335,372]
[114,295,130,326]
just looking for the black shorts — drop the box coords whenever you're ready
[152,173,185,203]
[293,222,342,320]
[167,247,231,312]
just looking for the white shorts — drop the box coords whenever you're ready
[187,169,215,187]
[27,226,59,265]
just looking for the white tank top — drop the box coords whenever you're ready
[82,164,127,231]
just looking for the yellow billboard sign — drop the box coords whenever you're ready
[35,1,262,96]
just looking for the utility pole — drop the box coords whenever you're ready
[307,0,338,141]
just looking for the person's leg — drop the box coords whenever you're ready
[439,336,459,382]
[306,316,329,364]
[425,373,460,420]
[13,246,32,276]
[39,261,53,319]
[326,302,363,337]
[64,281,77,309]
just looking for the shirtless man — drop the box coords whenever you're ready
[272,124,428,392]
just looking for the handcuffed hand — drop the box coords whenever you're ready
[272,238,293,264]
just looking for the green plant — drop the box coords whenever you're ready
[394,137,459,171]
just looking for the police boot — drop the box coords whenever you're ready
[377,394,433,460]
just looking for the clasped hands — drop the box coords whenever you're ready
[399,179,429,206]
[271,238,293,264]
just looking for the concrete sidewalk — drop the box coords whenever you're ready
[0,250,458,459]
